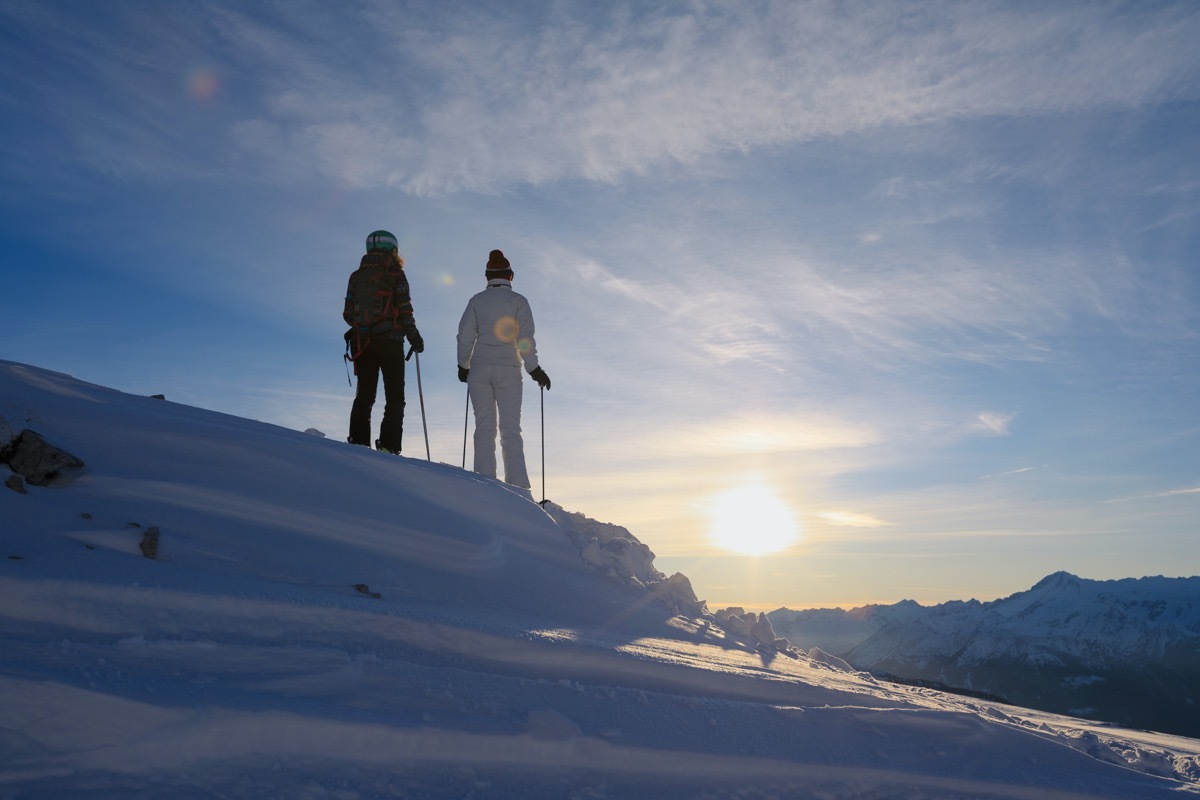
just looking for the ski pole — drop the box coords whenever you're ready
[462,385,470,469]
[539,384,547,506]
[407,347,431,461]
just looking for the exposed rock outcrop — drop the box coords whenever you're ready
[0,416,85,487]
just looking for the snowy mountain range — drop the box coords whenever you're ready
[769,571,1200,738]
[3,358,1200,798]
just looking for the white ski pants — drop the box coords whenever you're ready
[468,362,529,488]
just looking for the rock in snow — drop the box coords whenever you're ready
[0,419,85,486]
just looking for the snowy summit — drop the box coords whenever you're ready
[2,359,1199,799]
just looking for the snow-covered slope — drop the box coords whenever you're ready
[770,572,1200,738]
[3,359,1199,798]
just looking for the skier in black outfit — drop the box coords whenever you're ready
[343,230,424,454]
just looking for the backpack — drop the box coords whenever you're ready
[343,252,404,363]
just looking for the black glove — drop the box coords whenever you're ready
[530,366,551,390]
[458,366,469,383]
[407,329,424,353]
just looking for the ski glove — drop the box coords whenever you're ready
[407,329,424,353]
[458,366,469,383]
[530,366,551,390]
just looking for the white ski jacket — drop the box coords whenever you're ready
[456,280,540,373]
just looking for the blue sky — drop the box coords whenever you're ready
[3,1,1198,610]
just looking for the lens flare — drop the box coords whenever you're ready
[186,69,219,101]
[494,316,518,343]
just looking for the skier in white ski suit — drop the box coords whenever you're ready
[456,249,551,488]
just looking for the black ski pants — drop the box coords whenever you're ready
[349,336,406,452]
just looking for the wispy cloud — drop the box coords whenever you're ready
[640,412,881,459]
[378,2,1200,194]
[1105,486,1200,504]
[574,260,674,313]
[973,412,1017,436]
[814,511,890,529]
[10,2,1199,194]
[559,252,794,370]
[980,466,1043,480]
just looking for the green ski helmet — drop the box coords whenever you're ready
[365,229,398,253]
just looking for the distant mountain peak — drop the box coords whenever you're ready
[1032,570,1082,591]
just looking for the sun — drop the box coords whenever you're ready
[708,483,800,556]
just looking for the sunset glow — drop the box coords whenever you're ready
[708,484,800,556]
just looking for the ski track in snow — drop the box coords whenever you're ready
[2,358,1200,799]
